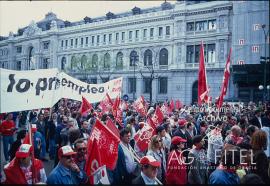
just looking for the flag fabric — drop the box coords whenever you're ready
[79,96,93,115]
[93,165,110,185]
[217,48,232,109]
[169,100,174,111]
[133,96,147,116]
[85,138,102,184]
[198,41,209,105]
[161,102,171,115]
[112,96,121,117]
[175,99,183,110]
[152,106,164,125]
[99,93,113,114]
[147,117,157,135]
[88,119,120,170]
[134,123,155,151]
[106,118,120,138]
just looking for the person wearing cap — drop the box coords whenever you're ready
[166,136,187,184]
[132,155,161,185]
[1,144,47,184]
[187,135,208,184]
[173,119,189,159]
[147,135,166,183]
[47,145,88,184]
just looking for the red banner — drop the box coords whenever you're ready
[134,123,155,151]
[79,96,93,115]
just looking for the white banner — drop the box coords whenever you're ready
[0,68,122,113]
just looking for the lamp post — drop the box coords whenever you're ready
[261,24,269,102]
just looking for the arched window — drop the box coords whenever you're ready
[28,46,34,70]
[104,53,110,69]
[144,49,152,66]
[130,51,138,66]
[71,56,77,70]
[81,55,87,69]
[92,54,98,69]
[159,48,168,65]
[61,57,66,70]
[116,52,123,69]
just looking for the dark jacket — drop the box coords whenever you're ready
[132,175,145,185]
[249,117,262,128]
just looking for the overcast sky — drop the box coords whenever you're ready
[0,0,175,36]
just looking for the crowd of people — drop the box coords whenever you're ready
[0,98,270,185]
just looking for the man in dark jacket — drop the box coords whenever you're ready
[249,109,262,128]
[132,155,161,185]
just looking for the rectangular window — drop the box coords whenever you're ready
[116,33,119,41]
[150,28,154,37]
[71,39,73,46]
[103,34,106,43]
[109,34,112,42]
[208,19,216,30]
[143,78,151,93]
[75,38,78,45]
[129,31,132,40]
[159,77,168,94]
[158,27,163,36]
[187,22,195,31]
[166,26,170,35]
[92,36,95,44]
[86,37,88,45]
[43,58,49,69]
[16,61,21,70]
[195,45,200,63]
[121,32,125,40]
[195,21,207,31]
[90,78,97,84]
[135,30,139,39]
[43,41,50,50]
[128,78,136,94]
[207,44,216,63]
[61,40,64,47]
[65,40,68,47]
[186,45,194,63]
[16,46,22,53]
[97,35,100,43]
[81,38,83,45]
[252,45,259,53]
[239,39,245,45]
[143,29,147,37]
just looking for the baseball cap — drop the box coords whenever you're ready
[178,119,187,127]
[192,135,203,145]
[140,155,161,167]
[171,136,187,145]
[58,145,77,159]
[16,144,33,158]
[156,125,165,133]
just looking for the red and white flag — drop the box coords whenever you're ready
[161,102,171,115]
[169,100,174,111]
[133,96,147,116]
[93,165,110,184]
[134,123,155,151]
[112,95,121,117]
[217,48,232,109]
[198,41,209,105]
[85,138,101,184]
[175,99,183,110]
[79,96,93,115]
[87,119,120,170]
[152,106,164,125]
[99,93,113,114]
[106,118,120,138]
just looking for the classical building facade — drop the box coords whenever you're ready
[0,1,269,104]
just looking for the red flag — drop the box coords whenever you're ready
[169,100,174,111]
[99,94,113,114]
[106,93,114,106]
[106,118,120,138]
[152,106,164,125]
[79,96,93,115]
[133,96,147,116]
[175,99,183,110]
[134,123,155,151]
[85,138,101,184]
[112,96,121,117]
[88,119,120,170]
[161,102,170,115]
[147,117,157,134]
[198,41,209,105]
[217,48,232,109]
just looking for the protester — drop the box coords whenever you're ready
[47,145,88,184]
[47,112,58,160]
[209,145,241,184]
[224,125,243,145]
[0,113,16,162]
[166,136,187,184]
[147,135,166,183]
[8,129,26,162]
[249,109,263,128]
[187,135,208,184]
[1,144,47,184]
[132,155,161,185]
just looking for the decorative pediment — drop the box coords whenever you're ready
[106,12,115,20]
[50,20,58,30]
[161,1,173,10]
[132,6,141,15]
[23,21,42,37]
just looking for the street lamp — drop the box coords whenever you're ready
[258,85,270,101]
[261,24,269,102]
